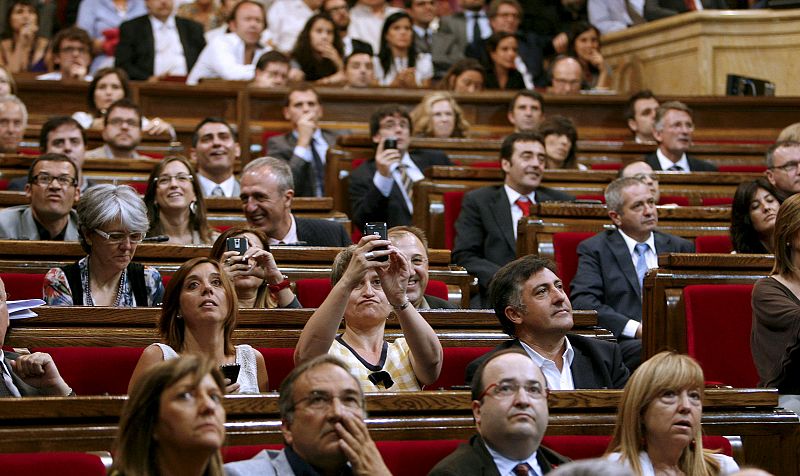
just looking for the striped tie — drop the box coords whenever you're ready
[398,164,414,201]
[211,185,224,197]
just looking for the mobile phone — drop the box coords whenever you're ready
[383,137,398,150]
[220,363,241,383]
[226,237,249,256]
[364,222,388,262]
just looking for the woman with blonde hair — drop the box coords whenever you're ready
[111,355,226,476]
[606,351,739,475]
[410,91,470,139]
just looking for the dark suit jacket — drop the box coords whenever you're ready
[644,0,729,21]
[466,31,547,88]
[349,149,451,230]
[267,129,341,198]
[115,15,206,80]
[451,185,575,295]
[295,216,351,246]
[643,151,718,172]
[570,229,694,338]
[429,433,568,476]
[4,351,41,396]
[464,335,629,388]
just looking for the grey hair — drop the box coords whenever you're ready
[653,100,692,132]
[605,177,645,214]
[766,140,800,169]
[241,156,294,192]
[77,184,150,253]
[0,95,28,127]
[549,459,634,476]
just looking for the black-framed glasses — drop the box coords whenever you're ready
[771,161,800,173]
[478,380,548,400]
[31,173,77,187]
[368,370,394,389]
[94,229,145,244]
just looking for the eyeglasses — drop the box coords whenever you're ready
[108,117,139,128]
[368,370,394,389]
[31,173,77,187]
[478,380,548,400]
[771,160,800,173]
[291,390,363,411]
[155,173,193,187]
[632,173,659,182]
[94,229,145,243]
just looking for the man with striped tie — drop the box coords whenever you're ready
[643,101,717,172]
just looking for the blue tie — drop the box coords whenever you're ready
[635,242,649,291]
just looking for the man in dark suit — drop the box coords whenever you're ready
[644,0,728,21]
[430,348,568,475]
[464,255,629,387]
[406,0,437,55]
[267,85,340,198]
[643,101,717,172]
[190,117,241,198]
[434,0,489,76]
[0,276,73,397]
[571,177,694,370]
[115,0,206,80]
[349,104,451,230]
[452,131,574,302]
[389,225,457,309]
[240,156,351,246]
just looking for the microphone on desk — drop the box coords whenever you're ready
[142,235,170,243]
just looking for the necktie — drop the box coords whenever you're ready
[668,164,683,172]
[625,0,646,25]
[0,366,14,397]
[683,0,697,11]
[513,463,531,476]
[515,196,531,217]
[211,185,224,197]
[310,138,325,197]
[398,164,414,201]
[471,12,482,43]
[635,242,649,291]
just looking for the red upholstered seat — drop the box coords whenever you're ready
[257,347,296,391]
[702,197,733,206]
[590,163,623,170]
[222,444,283,462]
[294,278,450,308]
[660,195,690,206]
[0,178,8,190]
[575,194,604,202]
[718,165,767,173]
[443,191,465,250]
[695,235,733,254]
[425,279,449,300]
[552,232,594,297]
[1,273,45,300]
[126,182,148,194]
[429,347,494,390]
[471,161,500,168]
[0,452,106,475]
[32,347,144,395]
[683,284,759,387]
[541,435,732,459]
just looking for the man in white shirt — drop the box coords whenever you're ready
[267,0,323,53]
[115,0,206,81]
[624,90,659,145]
[643,101,718,172]
[187,0,269,85]
[347,0,402,52]
[191,117,241,198]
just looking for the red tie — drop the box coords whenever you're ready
[684,0,696,10]
[516,196,531,216]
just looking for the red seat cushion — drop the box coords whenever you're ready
[0,178,8,190]
[443,191,465,250]
[429,347,494,390]
[590,163,623,170]
[294,278,332,308]
[222,444,283,463]
[718,165,767,173]
[575,194,604,202]
[702,197,733,206]
[541,435,732,459]
[683,284,759,387]
[471,160,500,168]
[32,347,144,395]
[1,273,45,300]
[425,279,448,301]
[377,440,463,476]
[694,235,733,254]
[126,182,148,194]
[660,195,690,206]
[257,347,296,391]
[0,452,106,475]
[553,232,594,297]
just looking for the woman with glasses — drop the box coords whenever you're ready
[43,184,164,306]
[144,156,215,245]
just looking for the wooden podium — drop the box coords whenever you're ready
[602,9,800,96]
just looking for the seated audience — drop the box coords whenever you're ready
[547,55,582,95]
[72,67,173,135]
[178,0,227,31]
[190,116,240,198]
[374,11,433,87]
[210,226,301,309]
[37,26,93,81]
[294,236,443,391]
[730,178,779,254]
[409,91,470,139]
[624,90,659,144]
[430,349,569,475]
[0,153,80,240]
[267,0,320,54]
[645,101,717,172]
[465,255,629,388]
[187,0,269,84]
[588,0,644,35]
[0,64,15,97]
[481,31,524,90]
[606,351,740,474]
[0,0,48,72]
[115,0,206,80]
[111,355,226,476]
[0,94,24,152]
[619,161,660,204]
[752,193,800,413]
[347,0,402,53]
[43,184,165,306]
[440,57,485,93]
[0,275,74,396]
[240,157,352,246]
[568,21,610,90]
[539,115,583,170]
[76,0,146,72]
[85,98,145,159]
[388,225,456,309]
[252,50,290,88]
[225,355,392,475]
[323,0,374,57]
[144,155,216,245]
[291,13,346,85]
[349,104,451,229]
[507,90,544,133]
[342,50,375,87]
[765,140,800,202]
[129,256,269,393]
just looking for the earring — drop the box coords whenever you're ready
[189,201,197,215]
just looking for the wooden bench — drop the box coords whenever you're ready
[0,389,794,475]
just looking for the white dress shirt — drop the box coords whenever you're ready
[485,442,543,476]
[266,0,314,53]
[373,53,433,86]
[187,32,270,85]
[656,148,691,172]
[372,152,424,214]
[504,184,535,240]
[150,15,188,76]
[464,10,491,43]
[198,173,238,197]
[347,3,402,52]
[292,129,328,165]
[0,351,22,397]
[268,213,299,245]
[520,339,576,390]
[617,228,656,338]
